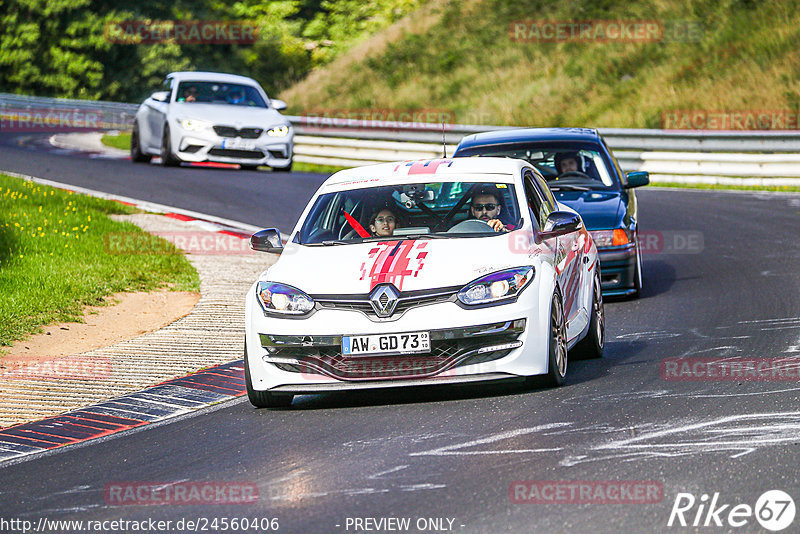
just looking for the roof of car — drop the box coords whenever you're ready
[323,157,531,189]
[456,127,601,151]
[167,71,260,86]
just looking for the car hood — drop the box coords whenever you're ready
[263,236,537,295]
[554,190,624,230]
[170,102,287,127]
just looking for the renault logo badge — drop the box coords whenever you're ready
[369,284,399,317]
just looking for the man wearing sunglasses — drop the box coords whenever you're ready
[469,186,508,232]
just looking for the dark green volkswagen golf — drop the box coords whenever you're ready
[454,128,649,298]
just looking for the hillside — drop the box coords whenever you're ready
[279,0,800,128]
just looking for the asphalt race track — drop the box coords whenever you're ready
[2,132,800,533]
[0,133,327,233]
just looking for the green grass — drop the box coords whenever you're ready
[281,0,800,129]
[649,182,800,193]
[292,161,349,175]
[101,131,131,151]
[0,174,200,349]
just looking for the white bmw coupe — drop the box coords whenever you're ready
[244,157,604,407]
[131,71,293,171]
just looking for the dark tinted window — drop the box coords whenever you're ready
[176,81,267,108]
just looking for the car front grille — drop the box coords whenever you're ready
[213,126,263,138]
[260,319,525,381]
[313,286,459,321]
[207,148,264,159]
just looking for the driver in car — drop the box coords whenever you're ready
[180,85,199,102]
[228,88,246,105]
[555,152,582,176]
[469,186,509,232]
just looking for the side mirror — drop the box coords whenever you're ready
[271,99,287,111]
[625,171,650,188]
[250,228,284,253]
[150,91,170,103]
[539,211,582,241]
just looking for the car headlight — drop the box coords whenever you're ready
[590,228,631,247]
[256,281,314,315]
[266,125,290,137]
[178,118,212,131]
[457,267,535,306]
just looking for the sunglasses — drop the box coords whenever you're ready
[471,203,497,212]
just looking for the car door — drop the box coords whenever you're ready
[526,171,584,337]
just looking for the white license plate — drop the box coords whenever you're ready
[342,331,430,357]
[221,138,256,150]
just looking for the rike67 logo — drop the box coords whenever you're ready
[668,490,796,531]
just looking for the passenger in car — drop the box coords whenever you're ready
[368,208,398,237]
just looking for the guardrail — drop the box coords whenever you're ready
[2,93,800,183]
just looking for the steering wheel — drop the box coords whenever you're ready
[557,171,592,180]
[447,219,495,233]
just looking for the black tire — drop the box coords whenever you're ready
[130,124,151,163]
[160,125,181,167]
[244,343,293,408]
[544,290,568,387]
[271,160,292,172]
[573,268,604,359]
[525,289,568,389]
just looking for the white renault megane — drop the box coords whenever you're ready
[244,157,604,407]
[131,71,293,171]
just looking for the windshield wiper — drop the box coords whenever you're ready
[398,233,448,240]
[548,184,590,191]
[306,239,350,246]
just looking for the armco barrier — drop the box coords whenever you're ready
[2,93,800,183]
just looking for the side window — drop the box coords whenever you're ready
[532,172,557,212]
[523,172,548,229]
[602,139,625,185]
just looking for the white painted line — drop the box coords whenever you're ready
[409,423,569,457]
[367,465,409,479]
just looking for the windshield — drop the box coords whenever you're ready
[458,143,617,189]
[297,181,521,245]
[175,81,267,108]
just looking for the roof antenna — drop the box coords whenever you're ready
[441,114,447,158]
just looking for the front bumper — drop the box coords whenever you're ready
[245,279,552,393]
[597,243,637,297]
[173,127,293,167]
[261,319,526,381]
